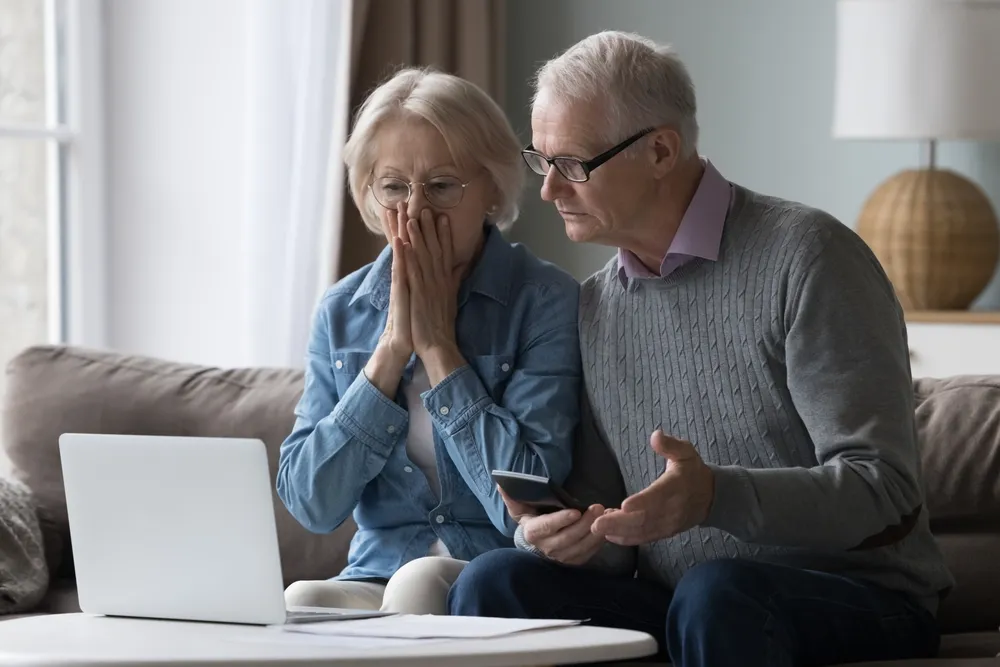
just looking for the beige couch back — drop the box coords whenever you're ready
[913,375,1000,632]
[1,345,354,588]
[2,346,999,632]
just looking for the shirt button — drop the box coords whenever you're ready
[334,360,343,369]
[403,465,413,473]
[501,363,510,372]
[439,406,450,416]
[435,515,445,524]
[386,425,396,434]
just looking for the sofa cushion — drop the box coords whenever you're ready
[915,376,1000,527]
[1,345,354,587]
[933,532,1000,634]
[937,631,1000,659]
[914,376,1000,633]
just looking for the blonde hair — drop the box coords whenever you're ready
[534,31,699,157]
[344,67,524,233]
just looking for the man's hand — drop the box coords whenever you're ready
[592,429,715,546]
[499,487,607,566]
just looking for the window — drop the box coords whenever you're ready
[0,0,105,409]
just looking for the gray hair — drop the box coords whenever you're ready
[533,31,699,157]
[344,67,524,233]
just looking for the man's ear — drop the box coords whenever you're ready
[649,127,682,178]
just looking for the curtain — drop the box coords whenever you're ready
[333,0,507,280]
[243,0,353,368]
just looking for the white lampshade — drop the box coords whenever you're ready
[833,0,1000,140]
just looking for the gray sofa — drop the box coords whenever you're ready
[1,345,999,665]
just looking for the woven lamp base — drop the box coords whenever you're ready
[856,169,1000,311]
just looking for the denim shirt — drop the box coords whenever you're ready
[276,225,582,581]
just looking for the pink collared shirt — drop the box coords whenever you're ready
[618,158,732,286]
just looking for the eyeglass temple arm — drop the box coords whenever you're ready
[584,127,655,171]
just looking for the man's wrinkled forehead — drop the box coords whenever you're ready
[530,90,605,157]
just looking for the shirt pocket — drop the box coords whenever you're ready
[330,350,373,397]
[468,354,515,402]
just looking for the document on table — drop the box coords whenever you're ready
[282,614,582,639]
[237,630,446,650]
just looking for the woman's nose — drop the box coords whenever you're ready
[406,186,432,220]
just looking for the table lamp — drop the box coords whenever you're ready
[833,0,1000,310]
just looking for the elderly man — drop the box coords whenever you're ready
[448,31,954,667]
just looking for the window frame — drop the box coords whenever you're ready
[0,0,107,348]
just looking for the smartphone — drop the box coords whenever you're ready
[490,470,589,514]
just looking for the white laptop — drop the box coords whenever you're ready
[58,433,394,625]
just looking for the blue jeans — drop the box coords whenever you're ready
[447,549,940,667]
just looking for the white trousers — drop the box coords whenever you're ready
[284,557,468,616]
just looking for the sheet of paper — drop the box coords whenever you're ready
[235,629,447,649]
[282,614,582,639]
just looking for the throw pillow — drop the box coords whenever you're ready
[0,476,48,614]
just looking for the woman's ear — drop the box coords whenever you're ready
[486,180,503,217]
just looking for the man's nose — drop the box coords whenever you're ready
[540,168,571,202]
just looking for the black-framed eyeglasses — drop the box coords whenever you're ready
[521,127,654,183]
[368,174,471,210]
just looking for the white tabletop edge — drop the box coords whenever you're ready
[0,614,660,667]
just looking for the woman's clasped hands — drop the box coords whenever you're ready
[379,203,464,377]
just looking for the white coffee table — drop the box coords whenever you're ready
[0,613,659,666]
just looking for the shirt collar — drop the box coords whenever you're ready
[350,223,511,310]
[460,224,512,306]
[617,157,731,286]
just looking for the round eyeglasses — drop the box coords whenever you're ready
[521,127,654,183]
[369,175,471,210]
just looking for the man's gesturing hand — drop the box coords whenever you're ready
[591,429,715,546]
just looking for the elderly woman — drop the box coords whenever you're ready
[276,67,582,615]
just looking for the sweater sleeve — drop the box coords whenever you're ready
[702,222,925,550]
[275,302,406,534]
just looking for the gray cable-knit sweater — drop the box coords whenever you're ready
[518,185,954,613]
